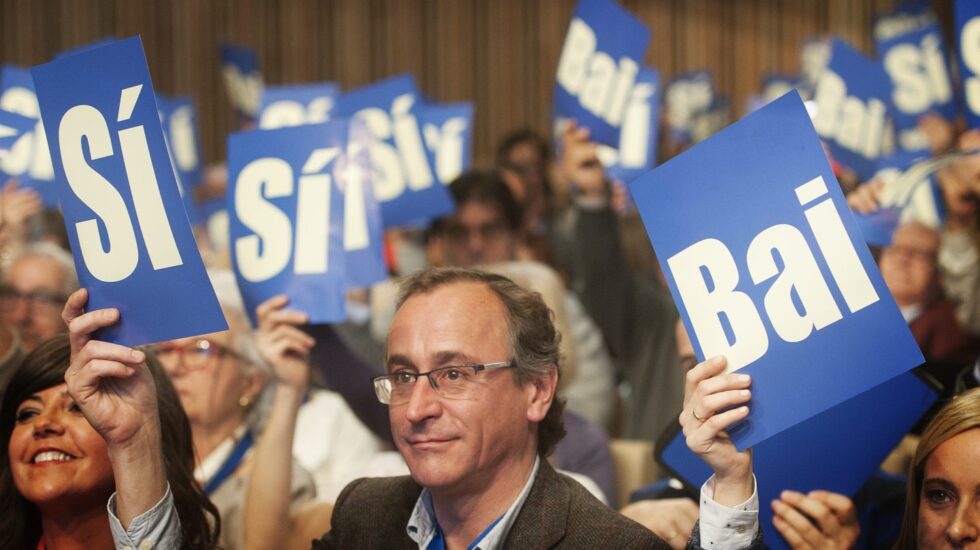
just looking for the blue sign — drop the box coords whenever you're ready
[600,66,660,182]
[874,1,935,43]
[55,38,119,60]
[629,92,923,450]
[336,74,453,228]
[852,150,943,246]
[158,95,204,226]
[420,102,474,186]
[258,82,340,129]
[956,0,980,129]
[32,36,227,345]
[220,43,264,119]
[659,370,937,550]
[343,120,387,289]
[800,38,830,92]
[811,39,895,180]
[553,0,651,148]
[879,23,956,151]
[0,109,37,153]
[665,70,714,143]
[227,122,348,326]
[0,66,58,207]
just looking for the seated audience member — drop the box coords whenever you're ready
[880,222,978,387]
[0,289,219,548]
[0,243,79,391]
[894,387,980,549]
[151,271,316,550]
[306,267,761,548]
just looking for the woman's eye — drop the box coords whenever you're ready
[15,409,37,423]
[926,489,954,505]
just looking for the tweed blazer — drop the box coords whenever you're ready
[313,460,668,549]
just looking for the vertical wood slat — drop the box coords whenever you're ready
[0,0,929,167]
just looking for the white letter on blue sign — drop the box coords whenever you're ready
[963,17,980,115]
[294,148,338,274]
[235,158,294,282]
[885,34,951,114]
[556,19,638,126]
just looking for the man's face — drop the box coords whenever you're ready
[880,224,940,308]
[386,282,546,497]
[443,201,516,267]
[0,256,68,351]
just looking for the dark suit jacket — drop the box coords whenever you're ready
[313,460,667,549]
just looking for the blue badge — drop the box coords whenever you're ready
[336,74,453,228]
[342,120,388,290]
[599,66,660,182]
[659,370,937,550]
[0,109,37,153]
[158,95,205,226]
[629,92,923,450]
[878,23,956,151]
[553,0,651,148]
[811,39,895,180]
[665,70,714,144]
[955,0,980,129]
[220,43,264,120]
[32,36,227,345]
[420,102,474,186]
[0,66,59,207]
[227,122,349,326]
[258,82,340,129]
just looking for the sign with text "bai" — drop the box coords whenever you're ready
[554,0,651,148]
[597,66,660,183]
[32,36,227,345]
[227,122,349,326]
[336,74,453,228]
[629,92,923,449]
[811,39,895,180]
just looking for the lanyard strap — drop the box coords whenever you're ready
[203,431,254,495]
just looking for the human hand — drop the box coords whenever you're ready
[256,295,314,391]
[772,490,859,549]
[0,179,42,231]
[846,179,884,214]
[917,112,954,156]
[61,288,159,450]
[558,121,606,200]
[620,498,698,549]
[680,355,753,506]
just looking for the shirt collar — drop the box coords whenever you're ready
[406,455,540,550]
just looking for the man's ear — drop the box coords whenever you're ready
[525,365,559,422]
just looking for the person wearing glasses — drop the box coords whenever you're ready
[150,270,316,550]
[244,266,762,549]
[0,243,78,393]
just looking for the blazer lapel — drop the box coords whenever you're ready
[502,461,570,549]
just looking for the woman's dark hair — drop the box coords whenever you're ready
[0,335,220,549]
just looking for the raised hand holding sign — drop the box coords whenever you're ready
[32,36,227,345]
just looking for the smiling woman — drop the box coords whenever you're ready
[0,332,220,549]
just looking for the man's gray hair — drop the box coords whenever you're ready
[5,243,79,296]
[395,266,566,457]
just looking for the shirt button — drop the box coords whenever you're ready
[735,526,747,534]
[123,546,135,550]
[139,541,154,550]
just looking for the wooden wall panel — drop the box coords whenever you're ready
[1,0,952,169]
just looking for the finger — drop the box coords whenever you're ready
[256,294,290,327]
[270,325,316,348]
[67,308,120,350]
[772,514,812,550]
[67,359,138,396]
[262,307,311,329]
[808,491,857,522]
[781,491,839,535]
[696,388,752,419]
[772,498,822,545]
[684,355,728,400]
[691,405,749,443]
[75,340,145,368]
[62,288,89,325]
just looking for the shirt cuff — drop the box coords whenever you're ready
[107,483,182,550]
[697,474,759,550]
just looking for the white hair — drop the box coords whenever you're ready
[6,243,79,296]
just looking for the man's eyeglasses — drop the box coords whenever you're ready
[444,222,509,245]
[372,361,515,405]
[0,286,66,316]
[150,339,246,370]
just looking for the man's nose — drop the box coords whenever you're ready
[404,377,442,423]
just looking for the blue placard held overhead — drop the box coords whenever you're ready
[629,92,923,450]
[343,120,388,290]
[336,74,452,228]
[553,0,651,148]
[420,102,474,186]
[665,70,714,144]
[878,23,956,151]
[32,36,227,345]
[852,150,942,247]
[811,39,895,180]
[874,1,935,43]
[0,109,37,154]
[158,95,205,226]
[0,66,58,207]
[258,82,339,129]
[227,121,348,325]
[600,66,660,182]
[220,43,264,121]
[955,0,980,129]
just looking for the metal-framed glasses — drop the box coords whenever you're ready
[150,338,247,370]
[0,286,66,316]
[373,361,515,405]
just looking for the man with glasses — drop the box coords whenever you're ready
[314,267,762,549]
[0,243,78,390]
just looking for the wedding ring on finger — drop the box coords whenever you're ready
[692,408,705,422]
